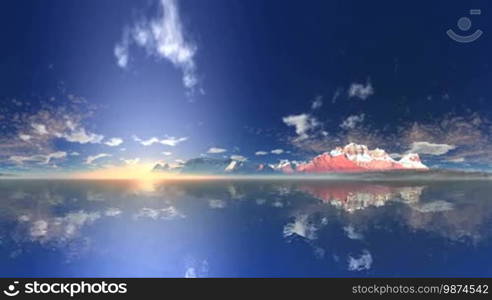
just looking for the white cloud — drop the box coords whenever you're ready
[31,123,48,135]
[230,155,247,162]
[389,153,403,159]
[9,151,67,165]
[70,152,80,156]
[137,137,160,146]
[348,81,374,100]
[340,114,365,130]
[161,136,188,146]
[348,250,373,271]
[162,151,172,156]
[271,149,284,155]
[255,151,268,156]
[121,158,140,165]
[19,134,31,141]
[114,43,129,68]
[61,128,104,144]
[282,113,319,140]
[115,0,199,91]
[311,96,323,110]
[133,135,188,147]
[105,137,123,147]
[45,151,67,164]
[207,147,227,154]
[408,141,456,156]
[86,153,111,165]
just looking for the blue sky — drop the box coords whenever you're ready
[1,0,492,176]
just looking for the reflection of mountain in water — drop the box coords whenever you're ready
[297,183,425,212]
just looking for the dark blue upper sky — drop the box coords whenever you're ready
[1,0,492,176]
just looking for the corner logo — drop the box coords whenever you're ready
[3,282,20,297]
[447,9,483,43]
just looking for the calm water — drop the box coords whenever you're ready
[0,179,491,277]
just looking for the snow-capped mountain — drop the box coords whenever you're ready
[296,143,428,173]
[152,143,428,175]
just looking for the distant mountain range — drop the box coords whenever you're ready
[152,143,429,175]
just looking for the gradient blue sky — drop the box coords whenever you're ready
[1,0,492,176]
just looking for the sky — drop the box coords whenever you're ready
[1,0,492,177]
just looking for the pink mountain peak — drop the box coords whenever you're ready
[294,143,428,173]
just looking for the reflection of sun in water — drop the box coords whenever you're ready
[133,178,158,192]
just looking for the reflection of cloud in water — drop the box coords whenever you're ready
[344,225,363,240]
[348,250,373,271]
[105,208,122,217]
[283,214,327,241]
[411,201,454,213]
[21,211,101,242]
[86,190,105,201]
[184,260,209,278]
[298,183,425,212]
[134,207,184,220]
[209,199,226,209]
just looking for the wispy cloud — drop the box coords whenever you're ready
[207,147,227,154]
[255,151,268,156]
[311,96,323,110]
[133,135,188,147]
[0,94,100,165]
[121,158,140,165]
[9,151,67,165]
[105,137,123,147]
[115,0,199,92]
[86,153,111,165]
[114,43,129,68]
[348,80,374,100]
[31,123,49,135]
[60,128,104,144]
[340,114,365,130]
[271,149,284,155]
[408,141,456,156]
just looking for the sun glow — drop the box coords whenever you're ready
[70,163,171,180]
[68,162,217,181]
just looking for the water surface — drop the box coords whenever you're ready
[0,179,491,277]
